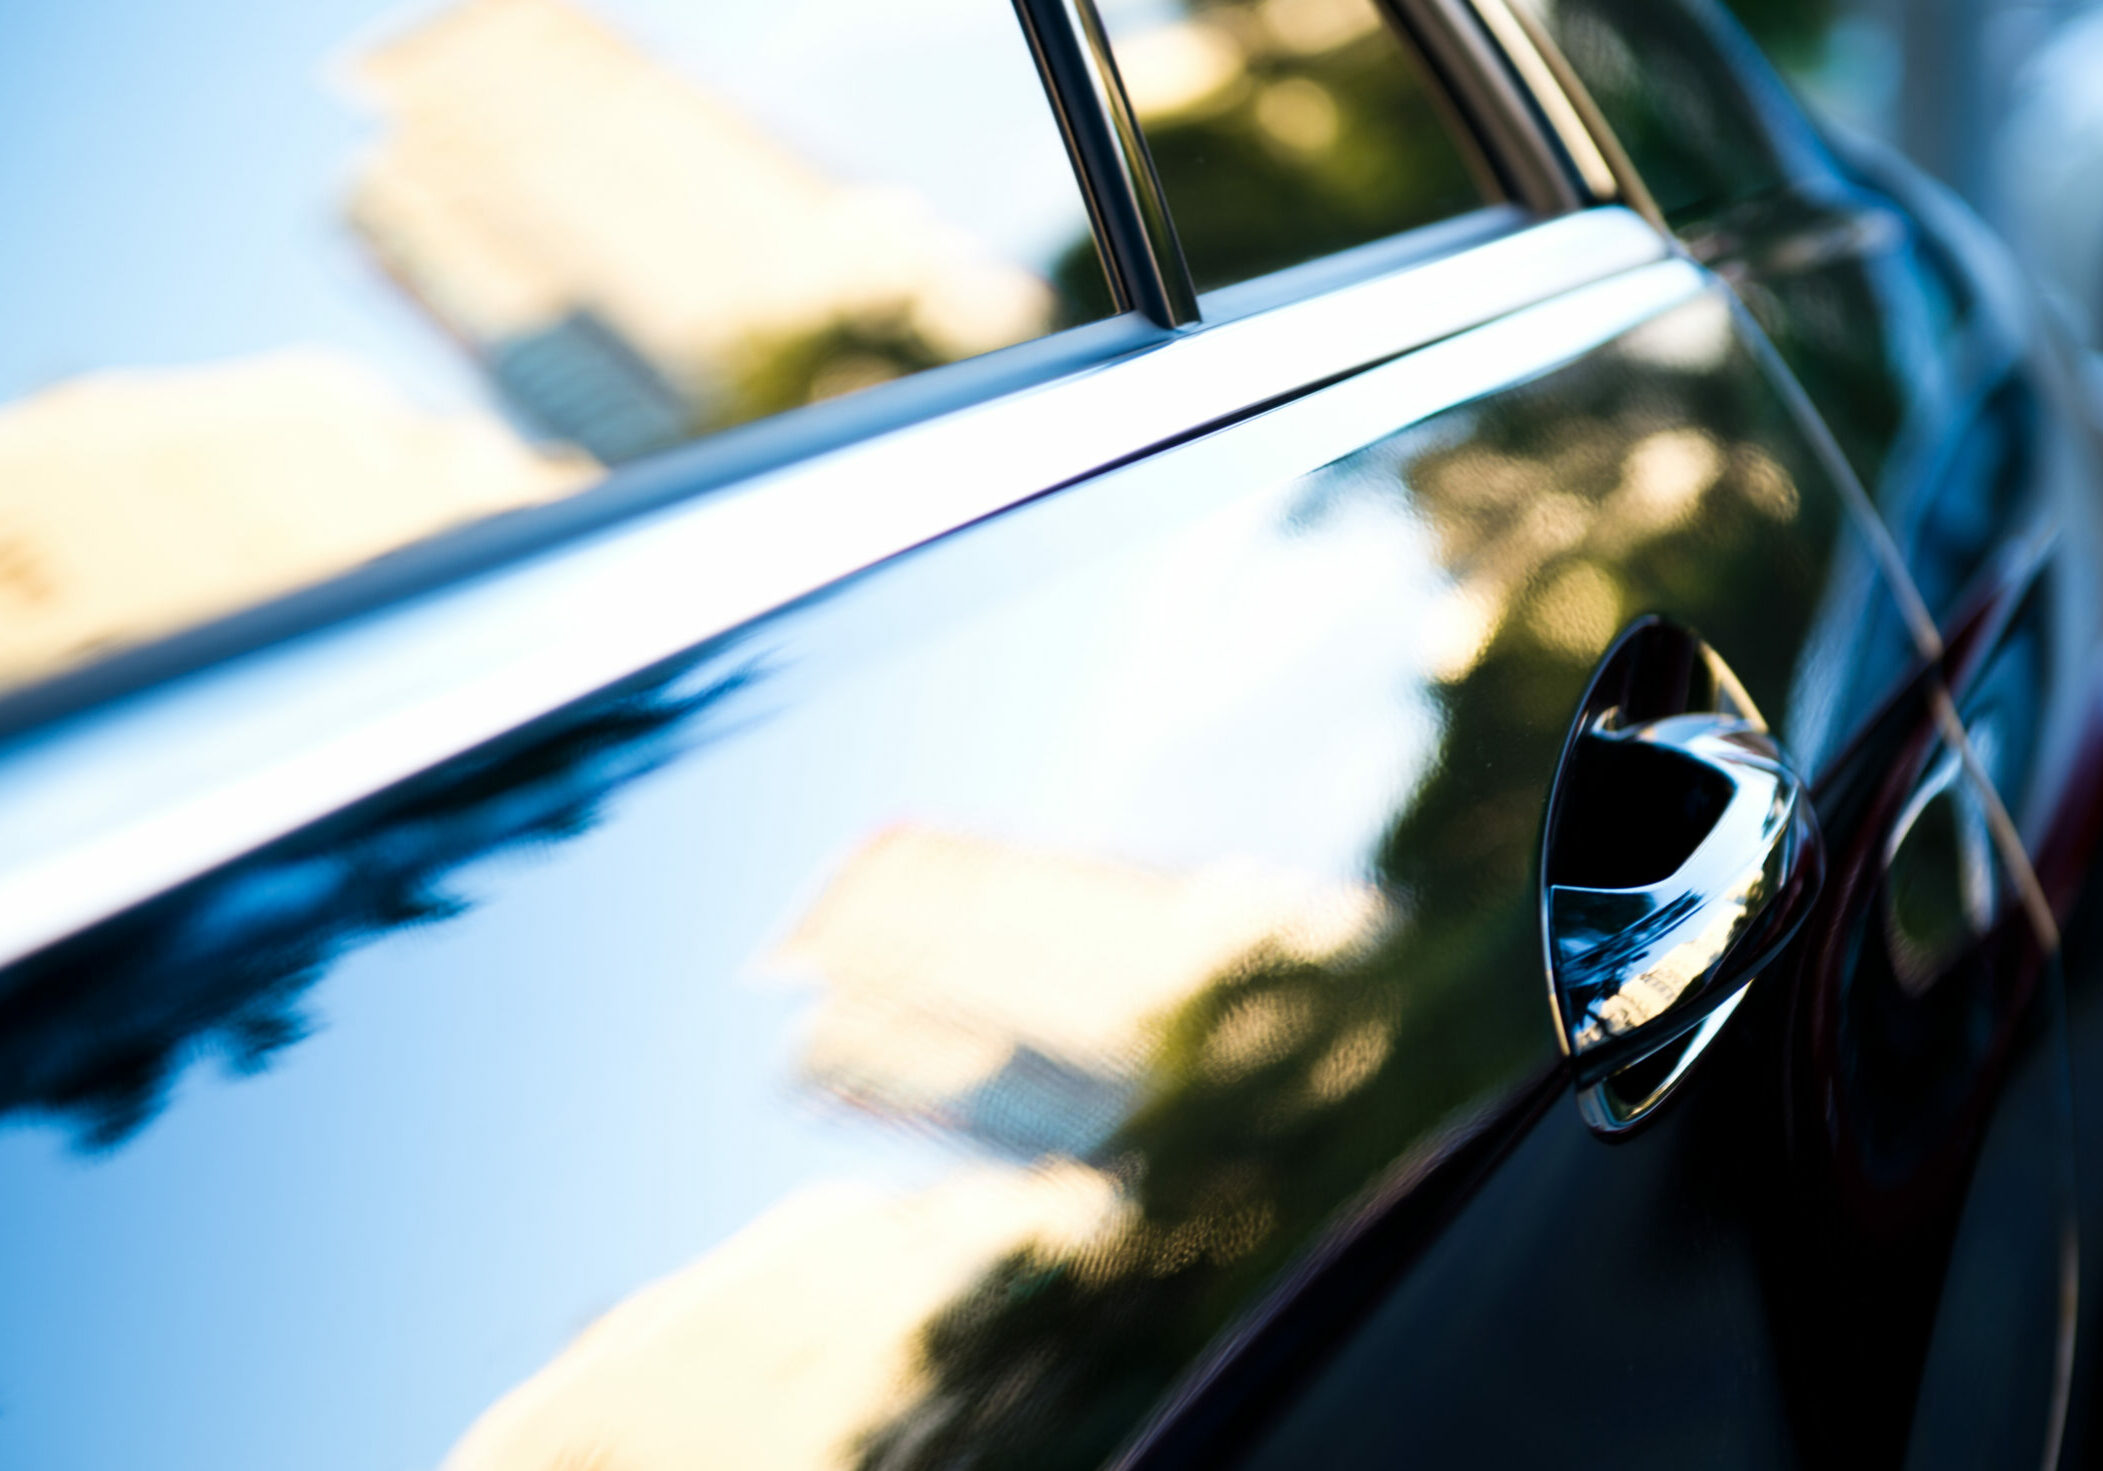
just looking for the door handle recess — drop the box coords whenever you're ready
[1543,622,1824,1134]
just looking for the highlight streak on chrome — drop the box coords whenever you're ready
[0,211,1677,971]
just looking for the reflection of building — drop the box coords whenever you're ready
[444,1166,1122,1471]
[0,350,589,690]
[773,826,1384,1157]
[347,0,1054,460]
[442,827,1382,1469]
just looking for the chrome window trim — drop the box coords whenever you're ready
[1194,205,1523,326]
[0,207,1668,972]
[1460,0,1620,203]
[1380,0,1586,215]
[1029,0,1611,320]
[0,309,1178,744]
[1484,0,1667,227]
[1015,0,1199,325]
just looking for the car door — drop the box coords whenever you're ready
[1392,3,2095,1466]
[0,2,2008,1470]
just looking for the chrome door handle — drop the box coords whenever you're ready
[1543,624,1823,1133]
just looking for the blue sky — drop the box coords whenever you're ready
[0,0,490,410]
[0,0,1094,420]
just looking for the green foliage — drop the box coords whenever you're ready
[1142,35,1482,291]
[851,309,1846,1469]
[1718,0,1838,72]
[724,310,951,428]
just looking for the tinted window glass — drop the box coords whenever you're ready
[0,0,1108,696]
[1100,0,1493,294]
[1516,0,1802,225]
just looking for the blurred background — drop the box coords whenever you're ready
[1725,0,2103,344]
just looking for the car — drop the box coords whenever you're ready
[2,0,2100,1466]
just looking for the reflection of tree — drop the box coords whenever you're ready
[350,0,1090,465]
[1720,188,2036,632]
[1730,231,1908,478]
[730,313,955,425]
[1715,0,1835,72]
[853,311,1847,1471]
[1535,0,1796,224]
[1057,0,1484,300]
[1534,0,2010,580]
[0,656,755,1149]
[713,266,1120,428]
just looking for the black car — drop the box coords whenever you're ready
[2,0,2100,1466]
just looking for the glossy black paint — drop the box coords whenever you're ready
[1521,2,2103,1462]
[0,270,1920,1468]
[4,4,2102,1470]
[1221,661,2066,1471]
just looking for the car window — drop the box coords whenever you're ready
[1097,0,1495,294]
[0,0,1110,698]
[1513,0,1805,226]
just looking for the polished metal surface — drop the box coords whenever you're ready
[0,207,1667,974]
[1542,621,1822,1132]
[1490,0,1664,226]
[1057,0,1201,325]
[1549,710,1814,1059]
[1547,705,1820,1130]
[1462,0,1618,202]
[1388,0,1586,215]
[1016,0,1200,325]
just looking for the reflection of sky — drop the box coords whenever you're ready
[0,0,1088,411]
[0,0,484,410]
[0,489,1425,1469]
[0,657,993,1470]
[617,0,1092,265]
[1094,0,1191,30]
[0,260,1705,1467]
[0,365,1452,1471]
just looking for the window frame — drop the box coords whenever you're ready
[0,0,1611,746]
